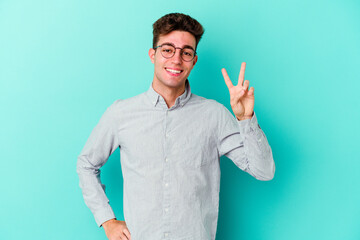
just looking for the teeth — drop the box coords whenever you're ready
[166,68,181,74]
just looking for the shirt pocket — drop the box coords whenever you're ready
[119,135,157,177]
[168,132,217,169]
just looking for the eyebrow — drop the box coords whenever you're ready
[161,42,195,51]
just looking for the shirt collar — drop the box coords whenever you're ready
[146,80,192,108]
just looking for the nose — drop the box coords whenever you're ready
[171,49,183,64]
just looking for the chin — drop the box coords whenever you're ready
[161,78,187,88]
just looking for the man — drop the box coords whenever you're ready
[77,13,275,240]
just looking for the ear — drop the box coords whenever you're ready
[192,55,198,67]
[148,48,155,64]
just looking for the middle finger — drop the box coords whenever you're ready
[237,62,246,86]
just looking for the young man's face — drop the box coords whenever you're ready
[149,30,198,91]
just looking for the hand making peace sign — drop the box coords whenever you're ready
[222,62,254,121]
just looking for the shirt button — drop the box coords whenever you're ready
[165,158,169,162]
[165,183,169,187]
[165,208,169,212]
[164,233,169,237]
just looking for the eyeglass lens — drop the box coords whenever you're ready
[160,44,195,62]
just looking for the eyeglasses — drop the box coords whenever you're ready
[154,43,196,62]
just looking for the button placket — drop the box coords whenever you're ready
[162,109,171,235]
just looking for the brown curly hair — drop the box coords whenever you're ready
[152,13,204,50]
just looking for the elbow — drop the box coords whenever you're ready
[260,159,275,181]
[76,154,91,175]
[252,157,275,181]
[77,154,101,176]
[255,169,274,181]
[76,155,85,174]
[261,167,275,181]
[260,149,276,181]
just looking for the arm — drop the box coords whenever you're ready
[219,63,275,180]
[76,101,120,226]
[218,107,275,180]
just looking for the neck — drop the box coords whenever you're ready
[152,81,186,108]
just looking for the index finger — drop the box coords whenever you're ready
[221,68,234,89]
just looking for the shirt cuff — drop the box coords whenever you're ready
[237,112,260,134]
[94,204,116,227]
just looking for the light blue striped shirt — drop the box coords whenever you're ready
[77,80,275,240]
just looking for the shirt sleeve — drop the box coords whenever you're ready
[76,101,120,227]
[217,105,275,181]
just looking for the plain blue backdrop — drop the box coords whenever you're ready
[0,0,359,239]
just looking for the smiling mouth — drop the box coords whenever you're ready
[165,68,183,74]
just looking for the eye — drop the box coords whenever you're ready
[162,46,174,53]
[182,50,193,57]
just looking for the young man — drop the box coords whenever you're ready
[77,13,275,240]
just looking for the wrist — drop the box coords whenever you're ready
[236,114,253,121]
[102,218,117,229]
[236,116,251,121]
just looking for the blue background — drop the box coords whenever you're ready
[1,0,359,239]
